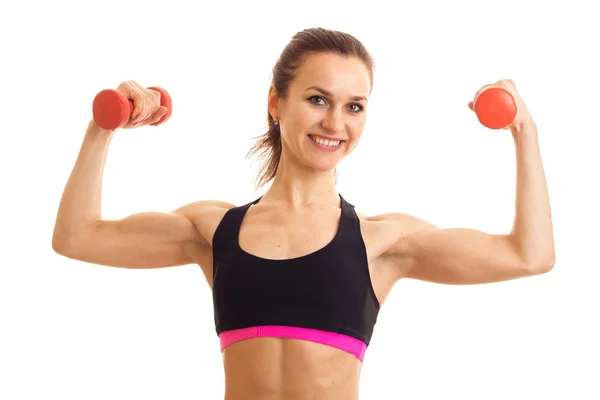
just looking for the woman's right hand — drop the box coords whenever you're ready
[116,80,169,129]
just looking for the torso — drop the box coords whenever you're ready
[187,197,409,400]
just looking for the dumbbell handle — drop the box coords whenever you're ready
[92,86,172,130]
[473,86,517,130]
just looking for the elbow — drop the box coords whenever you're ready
[52,232,71,255]
[52,227,81,256]
[539,257,556,274]
[527,253,556,275]
[52,221,95,256]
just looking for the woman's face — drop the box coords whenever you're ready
[269,52,371,173]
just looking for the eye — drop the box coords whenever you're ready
[349,104,365,113]
[309,95,326,106]
[308,96,365,114]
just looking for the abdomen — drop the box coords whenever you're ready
[222,337,361,400]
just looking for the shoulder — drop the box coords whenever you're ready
[175,199,237,223]
[358,211,438,231]
[355,209,438,231]
[174,200,237,246]
[175,199,237,215]
[355,210,440,260]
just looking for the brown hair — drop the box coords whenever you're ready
[246,27,375,189]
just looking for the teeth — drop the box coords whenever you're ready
[311,135,341,147]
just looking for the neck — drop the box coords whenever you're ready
[261,151,339,208]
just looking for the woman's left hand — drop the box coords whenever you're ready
[468,79,535,132]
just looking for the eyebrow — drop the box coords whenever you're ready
[305,86,368,102]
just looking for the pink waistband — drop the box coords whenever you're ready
[219,325,367,362]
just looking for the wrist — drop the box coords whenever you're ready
[86,119,115,143]
[511,118,537,141]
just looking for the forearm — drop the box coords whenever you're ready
[52,120,114,247]
[509,120,555,269]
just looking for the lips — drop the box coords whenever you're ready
[308,133,346,142]
[309,135,341,147]
[307,135,344,152]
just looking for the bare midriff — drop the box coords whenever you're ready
[221,337,363,400]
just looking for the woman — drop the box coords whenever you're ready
[52,27,555,400]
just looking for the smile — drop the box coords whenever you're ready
[308,134,343,148]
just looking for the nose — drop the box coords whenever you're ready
[322,107,344,133]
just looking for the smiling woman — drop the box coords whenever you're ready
[52,26,555,400]
[246,29,374,190]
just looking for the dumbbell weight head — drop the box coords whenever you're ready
[473,87,517,130]
[92,89,131,130]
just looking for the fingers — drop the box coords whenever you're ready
[134,90,162,125]
[116,80,143,121]
[493,79,517,94]
[116,81,164,128]
[496,78,515,87]
[148,106,169,125]
[131,88,161,125]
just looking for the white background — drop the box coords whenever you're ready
[1,0,599,399]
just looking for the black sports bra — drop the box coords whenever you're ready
[211,194,380,362]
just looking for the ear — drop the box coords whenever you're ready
[268,83,280,120]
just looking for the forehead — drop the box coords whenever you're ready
[291,52,371,98]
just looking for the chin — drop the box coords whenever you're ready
[307,158,340,173]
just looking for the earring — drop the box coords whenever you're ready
[273,118,279,126]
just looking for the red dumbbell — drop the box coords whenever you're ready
[473,86,517,130]
[92,86,172,130]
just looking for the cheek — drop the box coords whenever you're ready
[349,129,364,143]
[281,120,309,143]
[280,128,302,150]
[346,141,358,154]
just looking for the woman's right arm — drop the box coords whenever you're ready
[52,82,231,269]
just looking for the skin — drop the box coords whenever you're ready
[52,53,555,400]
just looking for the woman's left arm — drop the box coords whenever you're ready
[384,79,555,285]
